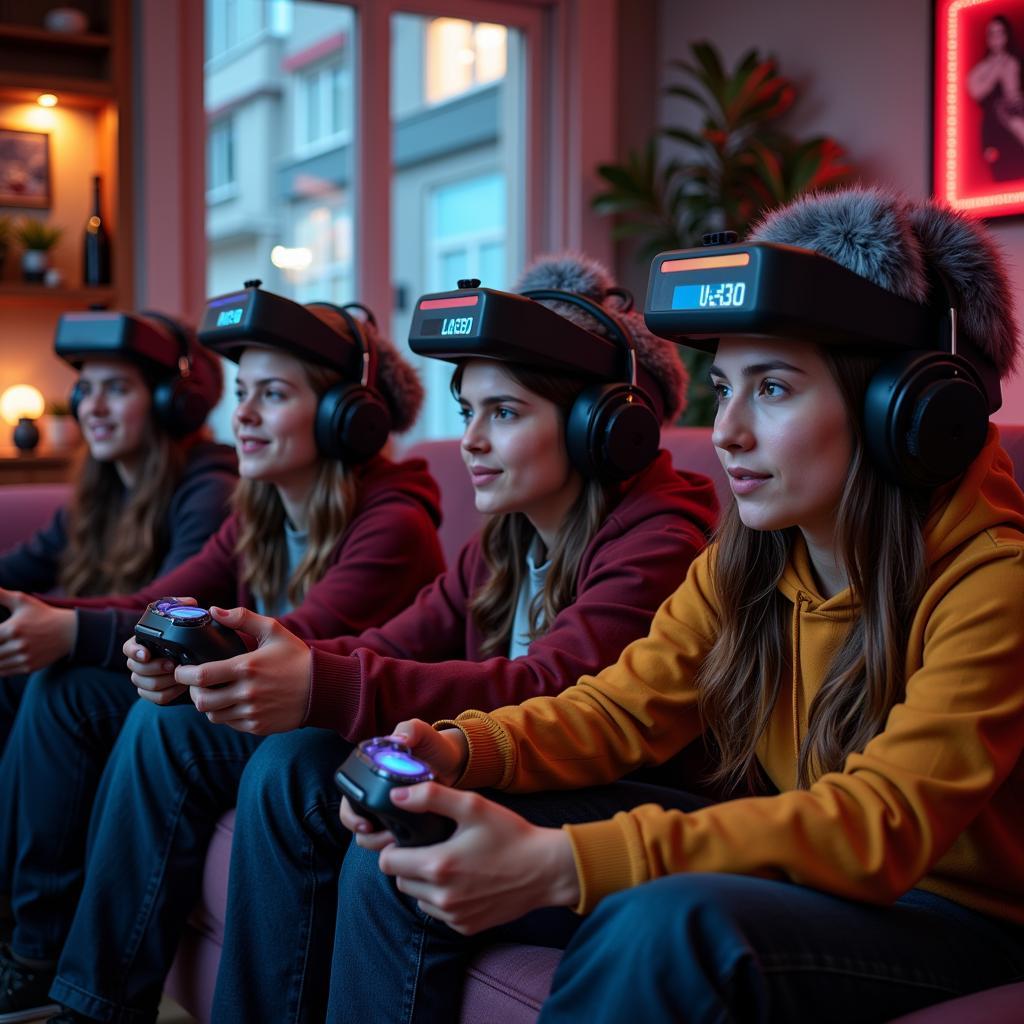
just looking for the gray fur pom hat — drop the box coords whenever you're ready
[307,306,424,433]
[513,252,689,423]
[749,186,1020,378]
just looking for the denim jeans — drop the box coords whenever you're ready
[327,783,1024,1024]
[49,699,261,1023]
[0,665,138,961]
[0,672,28,750]
[326,782,714,1024]
[211,728,354,1024]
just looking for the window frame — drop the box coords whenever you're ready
[136,0,620,332]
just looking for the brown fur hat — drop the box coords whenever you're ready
[307,306,424,433]
[513,252,689,423]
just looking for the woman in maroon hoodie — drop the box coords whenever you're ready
[142,254,721,1024]
[0,286,443,1024]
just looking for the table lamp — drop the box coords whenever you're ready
[0,384,46,452]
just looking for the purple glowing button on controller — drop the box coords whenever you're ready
[361,738,434,780]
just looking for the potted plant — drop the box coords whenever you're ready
[0,214,11,278]
[40,397,80,449]
[592,42,853,424]
[15,218,64,283]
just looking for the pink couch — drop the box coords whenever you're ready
[3,427,1023,1022]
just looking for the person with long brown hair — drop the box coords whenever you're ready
[331,189,1024,1024]
[128,254,722,1024]
[0,311,235,745]
[0,285,443,1024]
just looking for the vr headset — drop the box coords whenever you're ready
[197,280,362,378]
[54,310,213,438]
[409,283,661,481]
[644,240,1002,488]
[644,241,1001,412]
[408,285,625,378]
[55,311,190,377]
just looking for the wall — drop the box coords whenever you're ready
[0,100,106,407]
[657,0,1024,424]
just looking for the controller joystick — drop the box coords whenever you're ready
[134,598,247,665]
[334,737,457,847]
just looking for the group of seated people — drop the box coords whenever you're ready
[0,185,1022,1024]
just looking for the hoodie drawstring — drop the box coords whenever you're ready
[791,593,807,774]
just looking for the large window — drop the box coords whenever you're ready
[202,1,543,441]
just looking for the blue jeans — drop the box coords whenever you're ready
[211,729,353,1024]
[0,665,138,961]
[0,671,29,933]
[49,699,261,1023]
[327,784,1024,1024]
[326,783,713,1023]
[0,672,28,750]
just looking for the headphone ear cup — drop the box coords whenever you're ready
[151,378,212,438]
[315,383,392,462]
[566,383,660,481]
[69,382,85,422]
[864,352,989,489]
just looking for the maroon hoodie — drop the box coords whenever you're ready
[304,450,719,739]
[51,456,445,671]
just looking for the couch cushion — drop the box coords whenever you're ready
[0,484,70,551]
[460,944,561,1024]
[884,981,1024,1022]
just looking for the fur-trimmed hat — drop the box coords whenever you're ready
[748,186,1020,378]
[306,306,424,433]
[513,252,689,423]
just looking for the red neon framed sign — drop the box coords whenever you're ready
[935,0,1024,217]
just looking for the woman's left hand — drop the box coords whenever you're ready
[376,783,580,935]
[0,587,76,675]
[174,606,312,735]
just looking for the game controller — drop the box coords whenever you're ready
[133,598,247,665]
[335,737,457,847]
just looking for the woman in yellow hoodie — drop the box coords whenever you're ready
[332,189,1024,1023]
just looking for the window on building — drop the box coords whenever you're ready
[424,18,508,106]
[206,0,269,60]
[206,117,236,199]
[297,59,352,151]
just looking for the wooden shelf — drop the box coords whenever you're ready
[0,284,117,306]
[0,69,113,97]
[0,25,111,48]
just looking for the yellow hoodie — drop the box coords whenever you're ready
[447,428,1024,920]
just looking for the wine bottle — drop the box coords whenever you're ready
[83,174,111,286]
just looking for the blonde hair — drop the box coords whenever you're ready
[232,358,359,607]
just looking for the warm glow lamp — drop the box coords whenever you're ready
[0,384,46,451]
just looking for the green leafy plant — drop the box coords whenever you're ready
[15,218,64,251]
[46,397,72,416]
[0,214,12,245]
[593,42,854,424]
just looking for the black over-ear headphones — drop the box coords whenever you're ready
[306,302,392,462]
[520,289,660,481]
[863,278,992,489]
[69,312,214,438]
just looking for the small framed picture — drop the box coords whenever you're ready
[0,127,52,209]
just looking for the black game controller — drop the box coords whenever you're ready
[134,598,246,665]
[335,737,457,847]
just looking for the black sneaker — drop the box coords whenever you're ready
[0,943,59,1023]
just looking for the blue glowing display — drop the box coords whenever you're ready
[167,606,209,620]
[672,281,747,310]
[375,750,428,776]
[216,307,244,327]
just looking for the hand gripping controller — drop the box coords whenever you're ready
[335,737,457,847]
[134,598,247,665]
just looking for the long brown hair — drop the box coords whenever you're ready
[232,357,359,608]
[456,362,614,657]
[695,348,930,792]
[59,427,189,596]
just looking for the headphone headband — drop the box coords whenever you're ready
[305,301,379,391]
[520,288,639,389]
[139,310,193,380]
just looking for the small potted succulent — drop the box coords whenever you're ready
[15,218,64,283]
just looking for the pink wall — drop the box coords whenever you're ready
[657,0,1024,424]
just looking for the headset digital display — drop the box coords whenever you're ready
[644,242,1001,414]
